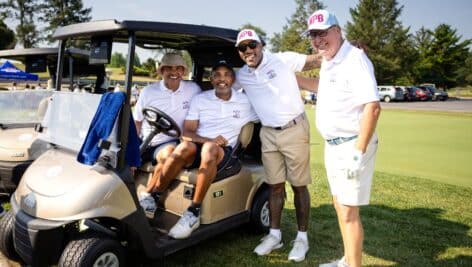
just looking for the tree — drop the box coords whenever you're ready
[39,0,92,43]
[270,0,324,53]
[455,50,472,86]
[109,52,126,68]
[414,24,471,88]
[0,19,16,49]
[0,0,41,48]
[345,0,417,84]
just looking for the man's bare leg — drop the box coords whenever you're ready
[334,197,363,267]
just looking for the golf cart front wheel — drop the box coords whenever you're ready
[249,188,270,234]
[58,233,125,267]
[0,210,19,260]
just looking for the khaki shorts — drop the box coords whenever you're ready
[324,135,378,206]
[260,117,311,186]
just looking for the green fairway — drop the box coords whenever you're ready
[305,108,472,188]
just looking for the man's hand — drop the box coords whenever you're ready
[345,148,363,179]
[212,135,228,147]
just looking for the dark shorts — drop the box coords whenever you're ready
[141,139,179,164]
[186,143,233,170]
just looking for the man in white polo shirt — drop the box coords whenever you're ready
[298,10,381,267]
[152,60,258,239]
[134,53,201,212]
[234,28,321,262]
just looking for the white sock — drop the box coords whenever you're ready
[296,231,308,242]
[269,228,282,240]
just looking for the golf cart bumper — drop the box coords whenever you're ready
[0,160,32,193]
[10,196,68,266]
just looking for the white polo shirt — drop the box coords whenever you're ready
[235,51,306,127]
[316,41,379,140]
[186,88,258,148]
[134,80,201,146]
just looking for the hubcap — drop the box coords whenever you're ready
[93,252,119,267]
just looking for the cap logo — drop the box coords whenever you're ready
[309,13,325,25]
[238,30,254,39]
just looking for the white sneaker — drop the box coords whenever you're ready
[319,256,347,267]
[253,234,283,256]
[288,238,309,262]
[168,211,200,239]
[139,194,157,213]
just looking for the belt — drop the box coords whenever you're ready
[272,113,305,130]
[326,135,358,145]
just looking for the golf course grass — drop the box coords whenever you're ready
[305,108,472,188]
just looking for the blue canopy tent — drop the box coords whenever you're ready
[0,60,38,81]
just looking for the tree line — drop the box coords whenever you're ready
[1,0,470,88]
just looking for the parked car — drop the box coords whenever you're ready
[0,20,269,267]
[416,86,433,101]
[303,91,316,105]
[395,86,414,101]
[377,85,404,102]
[418,85,448,101]
[409,86,431,101]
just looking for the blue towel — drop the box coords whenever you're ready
[77,92,141,167]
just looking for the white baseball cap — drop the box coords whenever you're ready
[303,9,339,36]
[235,29,262,46]
[157,53,187,74]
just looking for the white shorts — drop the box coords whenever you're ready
[324,135,378,206]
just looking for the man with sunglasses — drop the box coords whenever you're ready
[234,28,321,262]
[298,10,381,267]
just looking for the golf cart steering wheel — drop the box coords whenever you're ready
[142,107,181,138]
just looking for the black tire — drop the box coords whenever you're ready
[0,210,19,260]
[58,233,125,267]
[384,96,391,103]
[249,188,270,234]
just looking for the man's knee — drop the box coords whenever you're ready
[200,142,221,165]
[173,141,197,160]
[336,204,360,224]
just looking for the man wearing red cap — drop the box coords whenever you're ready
[298,9,381,267]
[234,28,321,262]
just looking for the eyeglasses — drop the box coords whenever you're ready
[237,40,258,52]
[309,26,334,39]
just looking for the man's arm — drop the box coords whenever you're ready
[302,53,322,71]
[356,101,381,153]
[296,75,319,93]
[182,120,228,147]
[135,120,142,137]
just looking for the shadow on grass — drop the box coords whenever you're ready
[154,204,470,267]
[313,204,472,267]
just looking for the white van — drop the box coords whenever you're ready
[377,85,404,102]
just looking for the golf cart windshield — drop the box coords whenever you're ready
[39,91,101,151]
[0,90,54,125]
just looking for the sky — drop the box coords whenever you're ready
[4,0,472,60]
[79,0,472,41]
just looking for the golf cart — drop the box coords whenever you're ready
[0,48,107,197]
[0,20,269,266]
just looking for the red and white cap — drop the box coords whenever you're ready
[235,29,262,46]
[303,9,339,36]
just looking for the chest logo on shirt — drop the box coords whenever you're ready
[266,69,277,79]
[182,100,190,109]
[233,110,241,118]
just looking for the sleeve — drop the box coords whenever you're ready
[351,53,380,106]
[134,88,146,121]
[186,94,201,120]
[276,51,307,72]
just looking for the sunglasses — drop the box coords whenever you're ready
[309,26,334,39]
[237,40,259,52]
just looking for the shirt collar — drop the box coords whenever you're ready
[329,39,351,64]
[211,88,235,102]
[159,81,182,93]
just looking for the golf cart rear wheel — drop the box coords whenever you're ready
[249,188,270,234]
[0,210,19,260]
[58,233,125,267]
